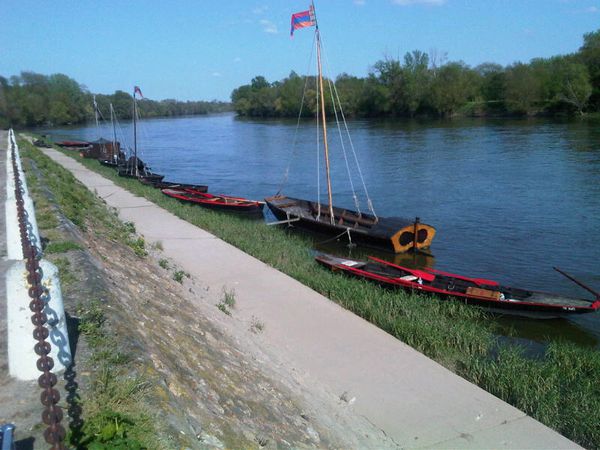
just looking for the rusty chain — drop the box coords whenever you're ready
[10,138,66,449]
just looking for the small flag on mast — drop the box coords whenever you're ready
[134,86,144,98]
[290,6,315,37]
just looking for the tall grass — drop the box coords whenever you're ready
[29,138,600,449]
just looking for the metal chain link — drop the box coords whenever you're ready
[10,139,66,449]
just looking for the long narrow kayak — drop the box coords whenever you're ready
[162,188,264,214]
[315,253,600,318]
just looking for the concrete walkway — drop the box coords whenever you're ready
[41,147,580,449]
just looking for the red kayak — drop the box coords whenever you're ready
[161,188,264,214]
[315,253,600,318]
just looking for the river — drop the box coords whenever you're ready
[40,113,600,348]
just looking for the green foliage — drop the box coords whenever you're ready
[129,237,147,258]
[158,258,169,270]
[579,29,600,108]
[232,28,600,118]
[216,287,236,315]
[0,71,232,127]
[52,256,77,288]
[172,269,189,283]
[45,240,82,254]
[463,342,600,449]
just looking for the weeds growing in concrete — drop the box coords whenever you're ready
[45,240,82,254]
[76,301,152,447]
[217,288,236,315]
[250,316,265,334]
[173,269,189,283]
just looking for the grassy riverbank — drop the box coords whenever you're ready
[23,138,600,448]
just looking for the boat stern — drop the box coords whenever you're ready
[390,222,436,253]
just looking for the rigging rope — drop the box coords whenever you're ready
[320,36,378,220]
[277,32,317,194]
[325,74,361,216]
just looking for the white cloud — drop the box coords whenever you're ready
[212,72,222,77]
[233,57,242,63]
[260,19,278,34]
[253,5,268,15]
[392,0,446,5]
[354,0,366,5]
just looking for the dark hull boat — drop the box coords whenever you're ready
[315,253,600,318]
[266,195,435,254]
[162,188,264,214]
[117,156,164,183]
[267,5,436,254]
[117,165,164,183]
[100,159,119,168]
[138,178,208,192]
[56,140,90,148]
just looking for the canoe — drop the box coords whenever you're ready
[56,140,90,148]
[315,253,600,318]
[138,178,208,193]
[162,188,264,214]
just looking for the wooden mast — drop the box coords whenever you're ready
[110,103,117,162]
[133,87,138,177]
[313,3,335,224]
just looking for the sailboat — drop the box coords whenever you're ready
[118,86,164,183]
[99,103,125,168]
[265,3,436,254]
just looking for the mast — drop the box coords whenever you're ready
[110,103,118,162]
[93,95,99,130]
[133,88,138,177]
[313,3,335,224]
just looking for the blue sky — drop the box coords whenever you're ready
[1,0,598,101]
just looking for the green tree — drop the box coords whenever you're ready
[504,63,541,115]
[578,29,600,108]
[402,50,430,116]
[429,62,477,116]
[334,73,364,116]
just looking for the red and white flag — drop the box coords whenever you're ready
[134,86,144,98]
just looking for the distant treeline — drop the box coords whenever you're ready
[0,72,232,128]
[232,29,600,118]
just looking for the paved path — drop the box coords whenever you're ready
[41,147,580,449]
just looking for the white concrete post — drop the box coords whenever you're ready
[5,130,71,380]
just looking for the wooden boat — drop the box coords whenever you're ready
[162,188,264,214]
[56,140,90,148]
[33,138,52,148]
[99,158,120,169]
[138,178,208,192]
[117,156,164,182]
[266,3,435,254]
[315,253,600,318]
[267,196,435,253]
[117,86,164,184]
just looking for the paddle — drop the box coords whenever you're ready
[553,267,600,301]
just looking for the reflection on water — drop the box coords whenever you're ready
[39,113,600,348]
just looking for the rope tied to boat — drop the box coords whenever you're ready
[316,227,355,248]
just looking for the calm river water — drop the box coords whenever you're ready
[41,113,600,348]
